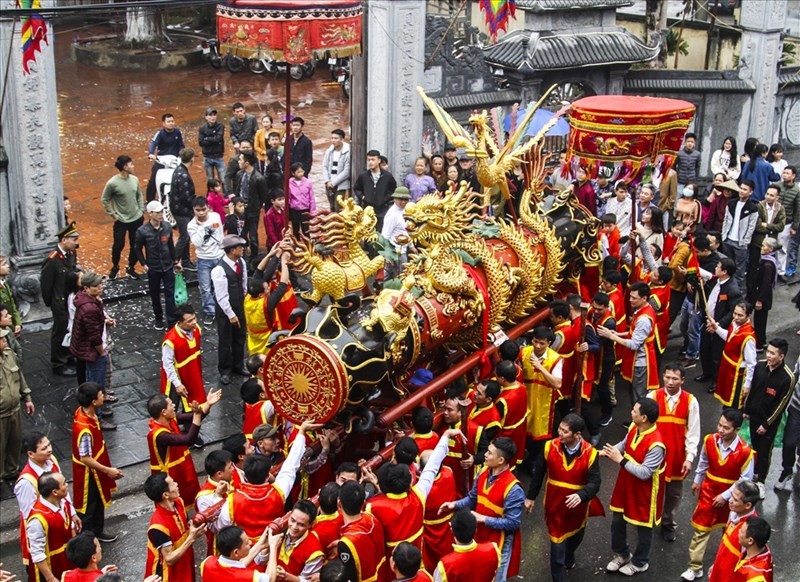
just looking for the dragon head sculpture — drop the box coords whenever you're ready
[403,184,482,247]
[339,196,378,243]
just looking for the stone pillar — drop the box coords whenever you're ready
[366,0,425,177]
[0,0,65,322]
[738,0,786,142]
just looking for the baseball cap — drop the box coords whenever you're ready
[205,107,217,116]
[146,200,164,213]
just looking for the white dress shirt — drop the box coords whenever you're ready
[161,326,196,388]
[647,388,701,463]
[211,255,248,318]
[25,497,77,564]
[715,322,757,388]
[14,459,71,519]
[693,435,754,500]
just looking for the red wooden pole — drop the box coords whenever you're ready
[283,71,292,229]
[376,307,552,429]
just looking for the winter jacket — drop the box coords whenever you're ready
[353,169,397,222]
[170,163,196,218]
[135,221,176,272]
[233,169,269,218]
[775,180,800,229]
[751,201,786,250]
[322,143,352,191]
[148,128,184,157]
[676,148,701,185]
[198,122,225,158]
[69,291,105,363]
[722,198,759,248]
[229,114,258,147]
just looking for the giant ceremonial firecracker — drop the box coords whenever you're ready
[215,0,363,62]
[566,95,696,185]
[264,90,604,426]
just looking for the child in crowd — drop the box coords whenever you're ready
[288,162,315,238]
[206,178,230,217]
[264,191,286,249]
[224,196,247,239]
[605,181,632,236]
[600,214,621,260]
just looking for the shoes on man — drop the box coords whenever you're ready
[53,366,77,377]
[599,415,613,427]
[694,374,712,382]
[154,319,165,330]
[774,472,794,492]
[99,419,117,431]
[219,373,231,385]
[125,268,140,280]
[203,315,215,326]
[96,532,118,543]
[590,433,602,448]
[786,267,796,277]
[182,261,197,272]
[680,568,703,581]
[101,408,114,418]
[193,436,206,449]
[606,554,631,573]
[706,385,716,394]
[108,267,120,280]
[104,393,119,403]
[661,527,676,542]
[619,562,649,576]
[680,356,698,368]
[565,561,576,570]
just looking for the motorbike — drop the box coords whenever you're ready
[248,50,316,79]
[335,59,350,99]
[154,155,180,226]
[202,38,221,69]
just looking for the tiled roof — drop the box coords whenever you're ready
[484,29,659,71]
[422,90,523,111]
[623,73,755,93]
[517,0,633,10]
[778,67,800,87]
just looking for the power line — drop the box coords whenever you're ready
[1,0,220,18]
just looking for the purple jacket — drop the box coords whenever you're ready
[70,290,105,362]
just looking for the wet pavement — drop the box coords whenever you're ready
[54,24,349,275]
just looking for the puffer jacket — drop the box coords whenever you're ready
[170,163,196,218]
[69,290,105,362]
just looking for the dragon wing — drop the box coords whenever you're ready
[496,83,559,165]
[417,86,474,150]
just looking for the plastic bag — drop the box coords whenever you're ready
[174,272,188,305]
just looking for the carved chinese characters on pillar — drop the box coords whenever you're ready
[20,66,54,243]
[396,9,418,175]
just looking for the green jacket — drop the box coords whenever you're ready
[0,280,21,327]
[0,347,30,418]
[775,180,800,230]
[751,201,786,250]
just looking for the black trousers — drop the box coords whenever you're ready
[669,290,686,328]
[611,511,653,567]
[111,217,144,270]
[173,215,192,263]
[750,419,779,482]
[699,331,723,381]
[245,213,260,257]
[753,307,769,349]
[146,161,164,202]
[148,269,177,325]
[50,302,71,368]
[290,208,310,239]
[79,476,106,536]
[216,306,246,374]
[551,528,585,582]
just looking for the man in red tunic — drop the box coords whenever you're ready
[520,327,563,463]
[524,414,602,582]
[144,473,206,581]
[681,409,754,582]
[411,407,440,455]
[419,450,458,573]
[494,360,528,468]
[25,471,79,582]
[146,390,222,506]
[270,500,325,580]
[195,449,235,556]
[708,480,760,582]
[466,380,502,474]
[337,480,386,582]
[62,531,119,581]
[391,542,432,581]
[598,282,660,401]
[731,517,773,582]
[549,299,579,404]
[313,482,344,560]
[366,429,458,566]
[439,437,524,582]
[708,302,756,407]
[200,524,280,581]
[211,420,315,542]
[602,398,666,576]
[647,364,700,542]
[434,509,500,582]
[72,382,123,543]
[241,377,276,443]
[14,432,75,576]
[161,303,206,409]
[439,398,470,496]
[648,266,674,362]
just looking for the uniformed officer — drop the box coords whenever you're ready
[40,222,80,376]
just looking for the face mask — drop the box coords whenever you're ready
[682,187,694,198]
